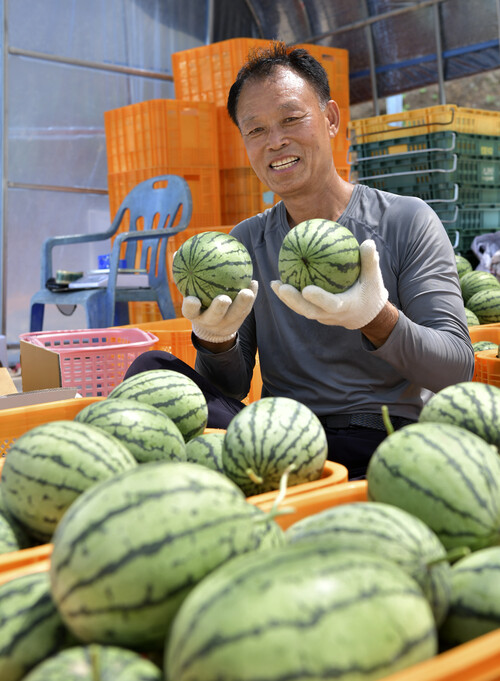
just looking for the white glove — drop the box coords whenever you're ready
[182,280,259,343]
[271,240,388,330]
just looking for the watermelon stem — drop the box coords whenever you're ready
[89,644,101,681]
[268,463,297,520]
[246,467,264,485]
[381,405,395,435]
[427,546,471,567]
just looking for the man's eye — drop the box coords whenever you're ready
[246,127,263,136]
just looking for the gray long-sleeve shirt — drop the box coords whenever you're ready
[194,184,474,421]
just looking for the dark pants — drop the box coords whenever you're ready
[124,350,391,480]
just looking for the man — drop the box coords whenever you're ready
[127,41,474,478]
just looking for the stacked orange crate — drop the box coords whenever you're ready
[104,99,221,322]
[172,39,351,225]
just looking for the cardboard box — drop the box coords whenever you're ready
[0,366,80,410]
[19,340,65,393]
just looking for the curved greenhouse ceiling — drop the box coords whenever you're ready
[202,0,500,105]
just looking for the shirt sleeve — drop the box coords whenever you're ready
[367,200,475,393]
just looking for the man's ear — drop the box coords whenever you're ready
[325,99,341,138]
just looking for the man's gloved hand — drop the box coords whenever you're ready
[271,240,388,330]
[182,280,259,343]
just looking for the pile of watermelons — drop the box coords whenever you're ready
[457,253,500,328]
[2,364,500,680]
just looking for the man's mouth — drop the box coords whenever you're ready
[270,156,299,170]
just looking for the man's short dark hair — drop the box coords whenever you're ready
[227,40,331,127]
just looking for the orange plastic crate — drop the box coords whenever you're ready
[172,39,272,106]
[0,545,53,586]
[469,323,500,386]
[0,395,103,456]
[104,99,219,173]
[348,105,500,144]
[219,167,279,224]
[294,43,350,109]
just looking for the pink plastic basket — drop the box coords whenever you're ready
[19,328,158,397]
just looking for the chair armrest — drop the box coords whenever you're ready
[41,231,114,284]
[111,226,187,247]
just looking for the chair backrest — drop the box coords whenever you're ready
[112,174,193,287]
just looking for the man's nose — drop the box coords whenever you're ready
[267,126,288,150]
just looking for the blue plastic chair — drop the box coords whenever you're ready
[29,175,192,331]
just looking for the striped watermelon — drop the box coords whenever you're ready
[108,369,208,442]
[0,420,137,542]
[285,501,452,626]
[172,231,253,309]
[278,218,360,293]
[185,431,225,473]
[472,340,497,352]
[74,398,186,464]
[467,288,500,323]
[460,270,500,304]
[455,254,473,279]
[49,461,285,651]
[22,644,162,681]
[418,381,500,449]
[366,422,500,551]
[0,571,74,681]
[222,396,327,497]
[0,488,33,554]
[464,307,480,326]
[165,543,437,681]
[439,546,500,649]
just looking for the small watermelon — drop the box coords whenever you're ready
[185,431,225,473]
[0,488,33,554]
[472,340,497,352]
[465,307,480,326]
[222,396,327,497]
[1,420,137,542]
[50,461,285,651]
[366,422,500,552]
[439,546,500,649]
[285,501,452,626]
[74,398,186,464]
[460,270,500,305]
[22,644,162,681]
[0,571,74,681]
[467,288,500,323]
[166,544,437,681]
[172,231,253,310]
[278,218,361,293]
[418,381,500,449]
[456,254,473,279]
[108,369,208,442]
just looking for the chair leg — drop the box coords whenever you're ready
[30,303,45,332]
[156,289,176,320]
[113,302,130,326]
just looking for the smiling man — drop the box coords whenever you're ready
[125,41,474,478]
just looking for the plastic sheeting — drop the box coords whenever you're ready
[209,0,500,104]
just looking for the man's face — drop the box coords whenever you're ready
[236,66,338,201]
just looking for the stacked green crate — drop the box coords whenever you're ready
[348,109,500,260]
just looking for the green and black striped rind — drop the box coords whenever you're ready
[185,432,225,473]
[285,500,451,627]
[22,644,162,681]
[472,340,497,352]
[165,543,437,681]
[366,422,500,552]
[459,270,500,305]
[0,488,33,554]
[222,396,328,497]
[455,254,473,279]
[172,231,253,309]
[75,398,186,464]
[278,218,361,293]
[464,307,480,326]
[419,381,500,450]
[0,571,73,681]
[50,461,285,651]
[108,369,208,442]
[439,546,500,649]
[1,420,137,542]
[467,288,500,323]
